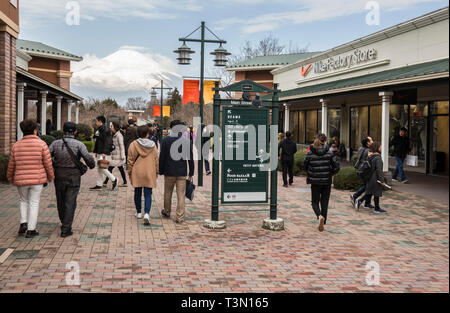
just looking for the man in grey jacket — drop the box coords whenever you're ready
[49,122,96,237]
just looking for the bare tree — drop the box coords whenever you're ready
[126,96,148,110]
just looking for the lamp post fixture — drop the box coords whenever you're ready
[174,21,229,187]
[151,80,172,125]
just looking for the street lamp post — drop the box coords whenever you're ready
[174,21,230,187]
[151,80,172,126]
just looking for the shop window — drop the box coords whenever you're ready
[369,105,382,144]
[350,106,369,151]
[298,111,305,144]
[290,111,299,143]
[306,110,318,144]
[431,101,449,115]
[328,109,341,138]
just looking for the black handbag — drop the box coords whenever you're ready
[185,177,196,201]
[62,138,88,176]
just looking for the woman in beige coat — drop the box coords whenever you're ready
[103,121,127,187]
[128,125,159,225]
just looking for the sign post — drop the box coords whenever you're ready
[204,80,284,231]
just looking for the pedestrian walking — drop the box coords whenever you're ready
[147,123,159,149]
[103,121,127,187]
[390,127,411,183]
[304,133,340,232]
[201,125,212,175]
[124,119,139,163]
[90,116,117,190]
[278,131,298,187]
[49,122,96,237]
[7,119,55,238]
[351,136,375,210]
[159,120,194,224]
[358,141,388,214]
[128,125,159,225]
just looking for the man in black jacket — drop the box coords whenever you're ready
[124,119,139,162]
[390,127,411,183]
[91,116,117,190]
[50,122,96,237]
[159,120,194,224]
[278,131,298,187]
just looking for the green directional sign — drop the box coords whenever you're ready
[221,106,269,204]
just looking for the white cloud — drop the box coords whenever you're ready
[20,0,202,25]
[71,48,181,92]
[215,0,443,34]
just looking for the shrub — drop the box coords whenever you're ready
[333,166,362,190]
[293,149,307,176]
[39,135,56,147]
[82,141,95,153]
[0,155,10,182]
[50,130,64,140]
[351,153,359,166]
[76,123,94,141]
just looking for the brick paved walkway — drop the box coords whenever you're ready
[0,168,448,293]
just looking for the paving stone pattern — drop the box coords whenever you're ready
[0,168,448,293]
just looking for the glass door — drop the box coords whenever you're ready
[408,104,428,173]
[429,101,449,176]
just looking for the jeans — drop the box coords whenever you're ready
[282,159,294,186]
[54,178,81,233]
[204,159,210,173]
[361,194,380,209]
[352,182,372,205]
[392,156,407,181]
[311,184,332,224]
[17,184,44,231]
[104,166,127,184]
[134,187,152,214]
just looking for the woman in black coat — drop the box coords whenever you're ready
[359,141,388,214]
[304,133,340,232]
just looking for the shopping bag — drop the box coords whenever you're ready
[185,178,196,201]
[406,154,418,167]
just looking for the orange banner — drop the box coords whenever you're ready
[183,79,200,105]
[203,80,217,104]
[153,106,171,117]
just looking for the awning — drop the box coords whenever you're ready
[276,58,449,101]
[16,67,83,101]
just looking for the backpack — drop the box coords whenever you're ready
[357,159,372,180]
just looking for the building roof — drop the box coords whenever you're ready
[272,6,449,75]
[16,39,83,62]
[273,58,449,101]
[17,67,83,101]
[226,52,321,71]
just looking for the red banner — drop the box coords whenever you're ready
[183,79,199,105]
[153,106,171,117]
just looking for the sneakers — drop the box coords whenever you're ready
[112,179,118,190]
[143,214,150,225]
[206,171,211,176]
[391,178,398,182]
[135,213,143,219]
[355,200,362,211]
[119,183,128,188]
[318,216,325,232]
[364,203,375,209]
[350,194,356,207]
[289,182,293,186]
[18,223,27,235]
[90,186,102,191]
[25,230,39,238]
[400,179,409,184]
[61,230,73,238]
[282,184,288,188]
[161,209,170,218]
[374,207,387,214]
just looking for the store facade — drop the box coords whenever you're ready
[273,7,449,176]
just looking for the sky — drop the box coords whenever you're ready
[18,0,449,106]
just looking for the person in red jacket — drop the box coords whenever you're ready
[7,119,54,238]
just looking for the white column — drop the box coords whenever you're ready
[17,83,27,140]
[320,99,328,136]
[380,92,393,172]
[56,96,63,131]
[283,103,290,133]
[40,91,48,135]
[75,101,80,124]
[67,100,73,122]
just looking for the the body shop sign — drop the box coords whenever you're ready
[314,48,377,74]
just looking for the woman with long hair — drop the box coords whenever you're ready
[304,133,340,232]
[104,121,127,187]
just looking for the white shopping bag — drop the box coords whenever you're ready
[406,155,418,167]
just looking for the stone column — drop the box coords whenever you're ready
[75,101,80,124]
[16,83,26,140]
[320,99,329,136]
[380,92,393,172]
[40,91,48,135]
[67,100,73,122]
[56,96,63,130]
[283,103,290,133]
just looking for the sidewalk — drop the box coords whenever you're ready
[0,169,448,293]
